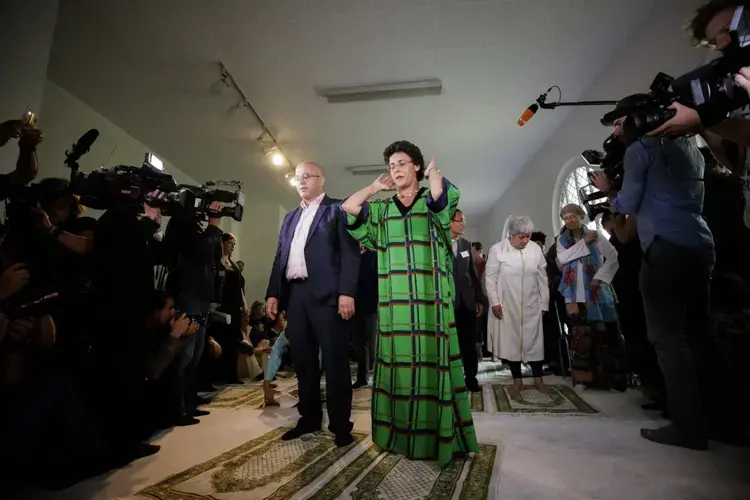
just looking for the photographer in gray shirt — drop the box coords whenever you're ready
[592,95,715,451]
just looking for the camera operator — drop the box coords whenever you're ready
[648,2,750,164]
[591,95,715,451]
[88,189,167,458]
[162,200,223,426]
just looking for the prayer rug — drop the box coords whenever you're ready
[471,389,485,412]
[138,428,498,500]
[308,443,498,500]
[492,383,599,415]
[203,386,265,409]
[286,387,370,411]
[137,428,365,500]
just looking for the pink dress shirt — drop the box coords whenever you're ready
[285,193,326,280]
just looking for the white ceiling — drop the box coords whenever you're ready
[47,0,657,214]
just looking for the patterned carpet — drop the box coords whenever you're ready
[137,427,497,500]
[206,383,487,413]
[491,384,599,415]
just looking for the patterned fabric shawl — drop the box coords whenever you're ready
[558,229,617,323]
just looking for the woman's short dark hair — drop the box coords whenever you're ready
[383,141,425,181]
[221,233,236,243]
[471,241,483,252]
[530,231,547,245]
[250,301,264,317]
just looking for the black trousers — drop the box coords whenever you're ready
[210,319,243,383]
[286,281,353,435]
[640,238,714,439]
[454,306,478,385]
[352,311,377,383]
[504,359,544,379]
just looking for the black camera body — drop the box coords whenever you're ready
[582,133,627,190]
[601,5,750,142]
[579,133,627,221]
[71,163,177,212]
[62,131,245,222]
[150,180,245,222]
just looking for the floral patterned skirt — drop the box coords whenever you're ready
[567,304,627,389]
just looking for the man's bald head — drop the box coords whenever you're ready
[295,161,326,201]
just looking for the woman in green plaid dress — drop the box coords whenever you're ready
[341,141,478,468]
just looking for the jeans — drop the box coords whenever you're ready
[640,238,715,438]
[173,294,211,417]
[265,331,322,381]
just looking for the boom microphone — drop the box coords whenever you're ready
[517,90,552,127]
[517,102,539,126]
[65,129,99,164]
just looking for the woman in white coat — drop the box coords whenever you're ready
[485,216,549,396]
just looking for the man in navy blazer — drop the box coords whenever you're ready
[265,161,360,446]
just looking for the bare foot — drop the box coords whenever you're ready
[263,381,279,406]
[533,379,550,394]
[507,381,523,399]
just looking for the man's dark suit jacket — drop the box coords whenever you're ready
[453,236,486,312]
[357,249,378,315]
[266,195,360,310]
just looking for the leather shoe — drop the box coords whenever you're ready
[465,380,482,393]
[335,433,354,447]
[640,424,708,451]
[282,426,320,441]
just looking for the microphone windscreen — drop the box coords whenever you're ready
[517,104,538,127]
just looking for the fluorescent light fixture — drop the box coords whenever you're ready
[317,79,442,103]
[345,164,387,176]
[145,152,163,171]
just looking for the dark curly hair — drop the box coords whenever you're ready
[383,141,425,181]
[530,231,547,246]
[686,0,745,45]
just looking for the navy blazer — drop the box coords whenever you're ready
[357,249,379,315]
[266,195,360,309]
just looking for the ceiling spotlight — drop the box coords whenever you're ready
[285,171,299,187]
[266,146,286,166]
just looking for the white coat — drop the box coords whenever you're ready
[485,239,549,362]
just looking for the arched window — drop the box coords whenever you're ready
[556,164,610,239]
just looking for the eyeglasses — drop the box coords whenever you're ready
[387,160,413,171]
[294,173,322,182]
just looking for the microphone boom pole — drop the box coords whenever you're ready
[517,86,619,126]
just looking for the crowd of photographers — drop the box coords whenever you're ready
[0,115,249,492]
[582,0,750,449]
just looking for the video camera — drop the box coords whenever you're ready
[63,130,245,221]
[577,134,627,221]
[601,5,750,142]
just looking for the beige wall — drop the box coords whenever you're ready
[0,0,59,172]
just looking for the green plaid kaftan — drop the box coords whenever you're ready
[345,178,478,468]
